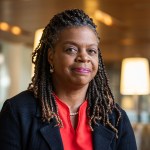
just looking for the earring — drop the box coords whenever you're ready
[50,64,54,73]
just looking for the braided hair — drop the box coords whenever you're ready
[28,9,121,138]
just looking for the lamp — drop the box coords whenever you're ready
[120,57,150,122]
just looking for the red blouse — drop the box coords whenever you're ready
[54,94,93,150]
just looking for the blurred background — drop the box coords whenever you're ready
[0,0,150,149]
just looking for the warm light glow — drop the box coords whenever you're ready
[32,28,43,77]
[94,10,113,26]
[103,16,113,26]
[83,0,99,26]
[120,58,150,95]
[33,28,43,50]
[11,26,21,35]
[94,10,103,20]
[0,22,9,31]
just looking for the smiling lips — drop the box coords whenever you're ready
[72,67,91,74]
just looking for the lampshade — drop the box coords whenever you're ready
[120,57,150,95]
[33,28,43,50]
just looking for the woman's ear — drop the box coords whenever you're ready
[48,48,54,64]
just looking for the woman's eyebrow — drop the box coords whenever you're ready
[62,41,98,47]
[62,41,80,46]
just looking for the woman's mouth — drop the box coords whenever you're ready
[72,67,91,74]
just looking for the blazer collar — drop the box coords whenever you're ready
[92,123,115,150]
[39,119,64,150]
[35,106,64,150]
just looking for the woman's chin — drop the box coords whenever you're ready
[69,77,91,87]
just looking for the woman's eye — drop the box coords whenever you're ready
[65,48,77,54]
[88,49,97,55]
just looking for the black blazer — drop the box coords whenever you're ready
[0,91,137,150]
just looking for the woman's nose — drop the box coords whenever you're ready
[75,50,90,63]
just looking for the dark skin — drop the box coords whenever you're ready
[48,26,99,129]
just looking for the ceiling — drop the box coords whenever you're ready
[0,0,150,63]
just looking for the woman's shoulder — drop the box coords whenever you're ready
[0,90,41,144]
[7,90,36,106]
[110,103,130,126]
[1,90,38,116]
[112,104,137,149]
[112,102,128,116]
[115,103,129,119]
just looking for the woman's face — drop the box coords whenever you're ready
[48,26,99,88]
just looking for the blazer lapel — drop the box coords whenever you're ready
[39,119,64,150]
[93,123,115,150]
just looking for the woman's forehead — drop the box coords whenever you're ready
[55,26,99,44]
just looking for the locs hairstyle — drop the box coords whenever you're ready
[28,9,121,138]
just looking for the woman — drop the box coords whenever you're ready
[0,9,137,150]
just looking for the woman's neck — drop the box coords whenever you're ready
[53,85,88,112]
